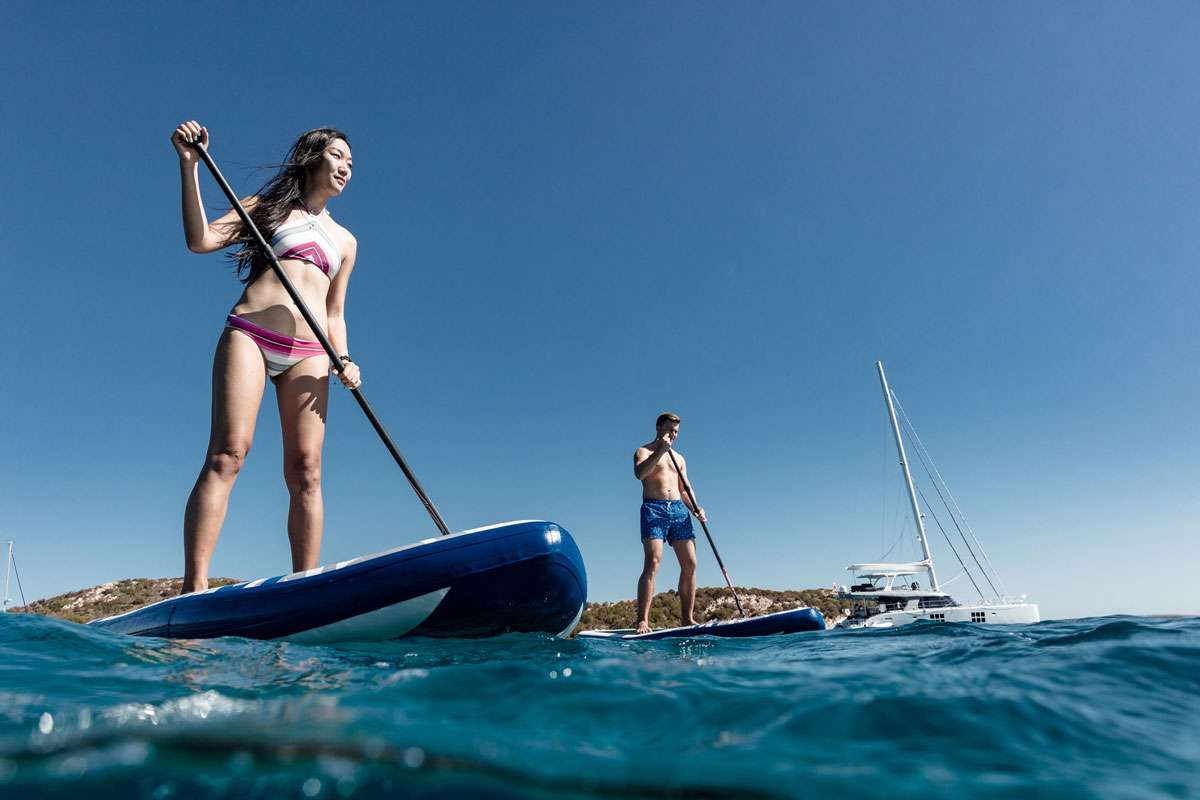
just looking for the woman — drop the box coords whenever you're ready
[172,120,361,593]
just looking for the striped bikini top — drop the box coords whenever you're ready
[270,208,343,279]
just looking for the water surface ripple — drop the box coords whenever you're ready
[1,614,1196,798]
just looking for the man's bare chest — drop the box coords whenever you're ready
[648,456,681,481]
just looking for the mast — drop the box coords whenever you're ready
[876,362,939,591]
[3,542,11,612]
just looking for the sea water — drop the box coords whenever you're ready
[0,613,1196,799]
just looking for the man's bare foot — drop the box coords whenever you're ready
[636,620,651,634]
[680,618,698,627]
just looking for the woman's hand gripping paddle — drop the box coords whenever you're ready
[665,448,745,618]
[188,138,452,537]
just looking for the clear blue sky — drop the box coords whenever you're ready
[2,3,1196,619]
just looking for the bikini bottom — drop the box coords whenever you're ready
[225,314,327,377]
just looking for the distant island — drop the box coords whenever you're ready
[13,579,850,633]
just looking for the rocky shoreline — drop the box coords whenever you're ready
[11,578,240,624]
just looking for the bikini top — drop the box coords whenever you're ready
[270,208,343,280]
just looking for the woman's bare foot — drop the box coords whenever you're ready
[636,620,651,634]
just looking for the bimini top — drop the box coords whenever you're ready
[847,561,931,578]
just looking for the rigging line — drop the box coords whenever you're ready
[940,571,967,586]
[917,487,985,601]
[877,528,906,562]
[11,554,28,609]
[889,481,909,556]
[892,394,1003,598]
[902,418,1000,599]
[880,422,889,556]
[873,477,908,563]
[891,393,1010,597]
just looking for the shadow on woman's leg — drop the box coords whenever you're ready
[275,355,329,572]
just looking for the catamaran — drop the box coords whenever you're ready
[837,362,1039,629]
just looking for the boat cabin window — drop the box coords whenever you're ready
[918,596,956,609]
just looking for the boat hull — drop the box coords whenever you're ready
[577,606,825,640]
[88,521,587,643]
[838,602,1040,629]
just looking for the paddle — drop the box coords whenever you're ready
[665,448,745,618]
[188,139,452,537]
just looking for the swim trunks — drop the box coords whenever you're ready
[640,499,695,544]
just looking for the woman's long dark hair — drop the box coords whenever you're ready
[224,127,350,284]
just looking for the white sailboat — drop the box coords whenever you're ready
[837,362,1039,628]
[3,541,15,612]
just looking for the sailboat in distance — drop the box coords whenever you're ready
[837,362,1039,628]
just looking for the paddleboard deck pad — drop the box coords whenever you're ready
[576,606,825,640]
[88,521,586,643]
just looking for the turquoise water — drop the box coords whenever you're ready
[1,614,1196,799]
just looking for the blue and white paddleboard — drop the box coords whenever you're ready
[576,606,825,640]
[89,521,587,643]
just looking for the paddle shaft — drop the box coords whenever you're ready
[189,141,452,537]
[665,448,745,617]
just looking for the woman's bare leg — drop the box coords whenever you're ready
[182,329,266,593]
[275,356,330,572]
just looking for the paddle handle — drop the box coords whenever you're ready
[189,141,452,537]
[666,448,745,617]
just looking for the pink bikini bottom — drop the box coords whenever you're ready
[225,314,327,377]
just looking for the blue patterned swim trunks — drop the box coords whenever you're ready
[640,499,695,543]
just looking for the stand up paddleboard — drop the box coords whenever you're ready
[89,521,586,643]
[576,606,825,640]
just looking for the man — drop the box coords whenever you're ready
[633,412,707,634]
